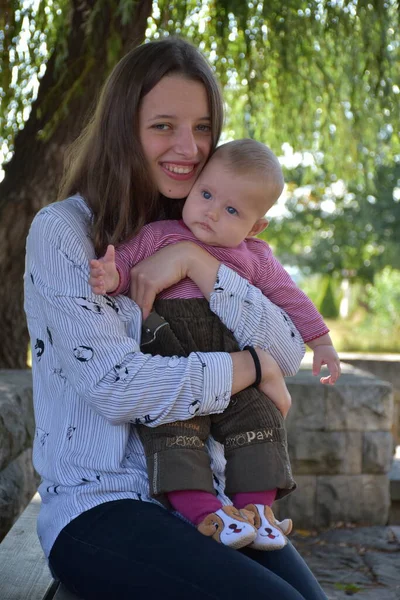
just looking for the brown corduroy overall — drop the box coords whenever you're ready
[137,298,296,500]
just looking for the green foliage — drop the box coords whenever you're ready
[147,0,400,279]
[0,0,70,152]
[3,1,398,178]
[1,0,399,280]
[0,0,143,152]
[363,163,400,272]
[269,160,400,280]
[325,268,400,352]
[328,313,400,353]
[362,267,400,328]
[148,0,399,189]
[318,277,339,319]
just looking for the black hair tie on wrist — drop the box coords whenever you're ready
[244,345,262,387]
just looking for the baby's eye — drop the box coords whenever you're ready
[226,206,238,216]
[202,191,212,200]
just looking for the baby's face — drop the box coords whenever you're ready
[182,158,268,248]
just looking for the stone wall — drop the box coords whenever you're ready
[339,353,400,444]
[0,370,39,542]
[275,363,394,528]
[0,364,394,539]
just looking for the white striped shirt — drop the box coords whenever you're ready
[23,195,305,559]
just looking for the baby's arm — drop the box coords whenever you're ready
[255,245,341,383]
[89,245,120,295]
[307,333,340,385]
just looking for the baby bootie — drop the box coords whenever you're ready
[244,504,292,551]
[197,505,257,549]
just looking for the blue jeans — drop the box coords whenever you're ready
[49,500,327,600]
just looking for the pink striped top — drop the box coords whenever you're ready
[114,220,328,343]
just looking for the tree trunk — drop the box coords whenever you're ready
[0,0,153,368]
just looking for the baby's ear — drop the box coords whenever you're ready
[248,218,269,237]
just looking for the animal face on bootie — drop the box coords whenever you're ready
[197,506,257,549]
[244,504,292,551]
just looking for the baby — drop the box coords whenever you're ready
[90,139,340,551]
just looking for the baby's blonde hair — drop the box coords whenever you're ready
[212,139,284,208]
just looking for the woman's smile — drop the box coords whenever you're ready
[161,162,198,180]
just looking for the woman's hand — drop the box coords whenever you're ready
[230,348,292,418]
[130,242,220,319]
[255,348,292,418]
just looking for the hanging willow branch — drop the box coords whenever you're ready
[1,0,399,183]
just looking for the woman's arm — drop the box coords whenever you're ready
[129,241,220,319]
[128,241,302,389]
[25,212,259,426]
[208,265,307,377]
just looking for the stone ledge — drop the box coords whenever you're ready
[339,353,400,445]
[289,431,362,475]
[338,352,400,382]
[288,430,393,476]
[389,450,400,502]
[282,363,394,526]
[275,474,391,528]
[286,362,393,433]
[363,431,394,474]
[0,369,35,472]
[0,447,40,542]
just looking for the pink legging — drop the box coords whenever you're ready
[168,489,277,525]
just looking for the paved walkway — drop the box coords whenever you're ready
[292,525,400,599]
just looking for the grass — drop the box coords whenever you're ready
[325,314,400,354]
[334,583,363,595]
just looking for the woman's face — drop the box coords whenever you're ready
[139,74,213,199]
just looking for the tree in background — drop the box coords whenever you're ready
[0,0,399,367]
[0,0,153,367]
[319,277,339,319]
[269,161,400,282]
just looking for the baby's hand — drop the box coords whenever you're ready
[89,245,119,295]
[312,345,341,385]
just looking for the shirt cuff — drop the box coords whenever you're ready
[209,264,260,334]
[192,351,233,416]
[303,328,330,344]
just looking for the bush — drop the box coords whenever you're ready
[319,277,339,319]
[362,267,400,328]
[326,268,400,353]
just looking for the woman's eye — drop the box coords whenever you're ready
[153,124,169,131]
[202,191,212,200]
[226,206,238,216]
[197,124,212,132]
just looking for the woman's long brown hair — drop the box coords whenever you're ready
[58,38,224,256]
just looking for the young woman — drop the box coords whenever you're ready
[24,37,328,599]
